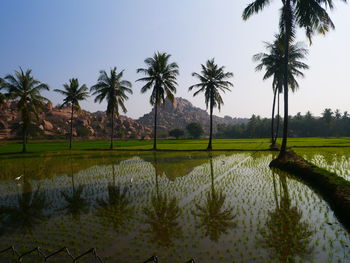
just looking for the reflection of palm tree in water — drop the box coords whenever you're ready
[261,169,314,262]
[143,152,182,248]
[192,154,235,241]
[96,163,133,231]
[60,157,89,221]
[0,164,49,235]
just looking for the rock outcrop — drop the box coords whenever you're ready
[0,101,152,139]
[137,97,247,133]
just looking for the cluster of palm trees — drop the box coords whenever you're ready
[243,0,345,157]
[0,54,233,152]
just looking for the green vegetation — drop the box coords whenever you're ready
[186,123,204,139]
[243,0,342,156]
[54,78,89,149]
[2,137,350,155]
[137,52,179,150]
[254,34,309,146]
[91,67,133,150]
[169,129,185,139]
[2,68,50,153]
[189,59,233,150]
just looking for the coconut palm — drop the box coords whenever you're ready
[3,68,49,152]
[243,0,344,156]
[91,67,132,149]
[192,154,235,241]
[95,163,133,232]
[136,52,179,150]
[189,59,233,150]
[253,34,309,146]
[54,78,89,149]
[143,152,182,247]
[261,170,313,262]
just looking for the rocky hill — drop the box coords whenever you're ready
[0,101,152,140]
[137,97,247,133]
[0,97,247,140]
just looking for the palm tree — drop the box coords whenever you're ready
[253,34,309,146]
[136,52,179,150]
[54,78,89,149]
[192,154,235,241]
[91,68,132,149]
[243,0,344,156]
[3,68,49,152]
[189,59,233,150]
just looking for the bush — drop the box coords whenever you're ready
[186,123,204,139]
[169,129,185,139]
[77,127,90,137]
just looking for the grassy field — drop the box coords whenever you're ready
[1,137,350,155]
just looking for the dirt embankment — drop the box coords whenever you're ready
[270,150,350,231]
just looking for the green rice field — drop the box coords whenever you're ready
[0,149,349,262]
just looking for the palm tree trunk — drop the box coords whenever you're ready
[280,0,292,157]
[207,99,213,151]
[275,91,281,143]
[271,86,277,145]
[153,103,158,150]
[110,110,114,150]
[70,104,73,150]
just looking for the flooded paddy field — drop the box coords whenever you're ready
[0,151,349,263]
[296,148,350,181]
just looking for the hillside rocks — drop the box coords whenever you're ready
[137,97,247,133]
[0,101,152,139]
[0,97,247,139]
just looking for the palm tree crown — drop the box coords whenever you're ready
[136,52,179,150]
[54,78,89,111]
[3,68,50,152]
[136,52,179,106]
[91,67,132,149]
[189,59,233,150]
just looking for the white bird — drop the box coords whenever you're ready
[14,175,23,181]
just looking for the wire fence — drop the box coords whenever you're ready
[0,246,196,263]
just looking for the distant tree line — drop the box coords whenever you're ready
[216,109,350,139]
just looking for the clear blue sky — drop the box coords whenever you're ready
[1,0,348,119]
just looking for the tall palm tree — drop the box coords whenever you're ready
[253,34,309,146]
[189,59,233,150]
[192,154,235,241]
[243,0,344,156]
[3,68,49,152]
[91,67,132,149]
[136,52,179,150]
[54,78,89,149]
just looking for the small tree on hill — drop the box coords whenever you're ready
[186,123,204,139]
[169,129,184,139]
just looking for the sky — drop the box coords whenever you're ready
[1,0,349,119]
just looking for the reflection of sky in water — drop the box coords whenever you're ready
[0,152,349,263]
